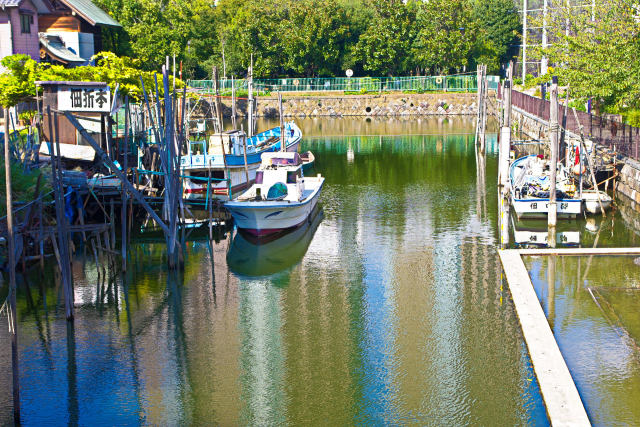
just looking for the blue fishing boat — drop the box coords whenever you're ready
[181,122,302,201]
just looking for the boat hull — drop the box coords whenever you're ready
[225,178,324,236]
[511,198,582,219]
[582,191,613,214]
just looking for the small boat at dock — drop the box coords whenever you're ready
[581,190,613,214]
[510,154,582,219]
[225,152,324,237]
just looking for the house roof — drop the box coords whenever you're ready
[57,0,121,27]
[1,0,121,27]
[39,33,86,65]
[0,0,25,7]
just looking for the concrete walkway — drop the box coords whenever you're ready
[498,249,590,426]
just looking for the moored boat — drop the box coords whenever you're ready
[510,154,582,219]
[180,122,302,201]
[582,190,613,214]
[224,152,324,236]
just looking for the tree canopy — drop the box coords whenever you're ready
[92,0,521,79]
[0,53,183,107]
[536,0,640,112]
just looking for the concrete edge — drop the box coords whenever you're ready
[498,249,591,427]
[518,247,640,256]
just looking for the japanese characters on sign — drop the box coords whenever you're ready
[58,86,111,112]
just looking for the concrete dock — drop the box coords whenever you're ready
[498,249,591,426]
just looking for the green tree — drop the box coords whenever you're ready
[539,0,640,111]
[353,0,418,76]
[471,0,520,67]
[283,1,352,76]
[412,0,476,74]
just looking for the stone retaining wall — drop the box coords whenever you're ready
[194,92,486,118]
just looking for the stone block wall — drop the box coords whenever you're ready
[194,92,487,118]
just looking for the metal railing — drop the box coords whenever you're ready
[188,75,500,94]
[510,89,640,161]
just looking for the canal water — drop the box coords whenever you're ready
[6,115,630,425]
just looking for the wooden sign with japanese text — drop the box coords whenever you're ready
[57,85,111,113]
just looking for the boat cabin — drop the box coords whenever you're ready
[247,152,306,201]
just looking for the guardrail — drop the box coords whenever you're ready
[189,75,500,94]
[509,89,640,160]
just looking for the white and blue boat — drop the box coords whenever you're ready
[181,122,302,201]
[510,154,582,219]
[225,152,324,237]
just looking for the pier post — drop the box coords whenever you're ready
[548,77,559,238]
[4,107,21,424]
[247,57,254,137]
[278,92,285,152]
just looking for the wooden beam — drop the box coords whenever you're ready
[63,111,171,236]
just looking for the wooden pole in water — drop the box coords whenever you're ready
[50,108,74,319]
[121,96,129,271]
[213,66,223,133]
[548,77,559,234]
[4,106,21,424]
[231,76,237,130]
[242,131,250,190]
[248,58,254,137]
[278,92,285,152]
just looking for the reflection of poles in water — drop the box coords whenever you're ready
[121,272,143,415]
[207,239,217,306]
[166,270,194,419]
[66,322,79,426]
[547,256,556,330]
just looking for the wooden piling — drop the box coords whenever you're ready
[121,96,130,271]
[248,59,254,137]
[548,78,559,233]
[50,108,74,320]
[4,106,21,424]
[278,93,285,152]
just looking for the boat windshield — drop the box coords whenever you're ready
[271,153,302,166]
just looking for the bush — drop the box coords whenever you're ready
[624,110,640,127]
[0,162,50,215]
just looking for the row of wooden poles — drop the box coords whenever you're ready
[496,62,608,249]
[1,59,294,422]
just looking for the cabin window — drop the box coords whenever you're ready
[255,171,263,184]
[20,14,33,34]
[287,170,300,184]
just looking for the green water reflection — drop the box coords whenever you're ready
[0,117,548,425]
[526,255,640,426]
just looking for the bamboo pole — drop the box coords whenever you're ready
[4,107,20,424]
[231,76,237,129]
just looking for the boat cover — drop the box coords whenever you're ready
[267,182,288,200]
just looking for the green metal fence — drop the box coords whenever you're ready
[188,75,499,94]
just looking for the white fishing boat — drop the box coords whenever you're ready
[225,152,324,236]
[510,154,582,219]
[582,190,613,214]
[180,122,302,201]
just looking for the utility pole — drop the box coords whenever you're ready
[548,77,559,242]
[541,0,548,75]
[522,0,528,82]
[4,107,20,424]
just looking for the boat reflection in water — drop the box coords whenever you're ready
[227,206,324,277]
[512,215,581,248]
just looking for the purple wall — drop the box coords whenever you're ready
[8,0,40,61]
